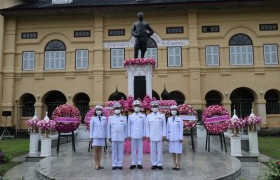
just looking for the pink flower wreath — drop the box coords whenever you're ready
[178,104,197,130]
[52,104,81,133]
[202,105,230,134]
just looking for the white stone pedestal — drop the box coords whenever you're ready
[76,124,89,141]
[230,136,242,156]
[29,133,39,156]
[126,64,153,97]
[248,131,259,154]
[40,137,52,157]
[196,124,206,138]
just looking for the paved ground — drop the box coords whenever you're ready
[4,134,269,180]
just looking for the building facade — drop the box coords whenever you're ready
[0,0,280,131]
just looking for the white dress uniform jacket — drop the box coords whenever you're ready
[146,112,166,141]
[166,116,183,141]
[128,112,146,139]
[90,116,107,138]
[107,115,127,141]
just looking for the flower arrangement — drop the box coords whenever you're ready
[243,110,262,132]
[264,160,280,180]
[84,107,111,130]
[26,116,39,133]
[124,58,156,69]
[227,110,244,136]
[142,95,157,110]
[105,101,116,108]
[52,104,81,133]
[0,149,11,165]
[37,113,56,137]
[178,104,197,130]
[158,100,177,108]
[202,105,230,134]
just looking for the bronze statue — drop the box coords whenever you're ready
[131,12,154,58]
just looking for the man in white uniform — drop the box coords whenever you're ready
[107,102,127,170]
[128,100,146,169]
[146,101,166,170]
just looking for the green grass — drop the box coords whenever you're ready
[259,136,280,159]
[0,138,29,176]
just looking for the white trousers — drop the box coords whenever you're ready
[150,141,163,166]
[131,138,143,165]
[112,141,124,167]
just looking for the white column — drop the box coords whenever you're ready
[248,132,259,155]
[256,102,267,125]
[230,136,242,156]
[29,133,39,156]
[40,137,52,157]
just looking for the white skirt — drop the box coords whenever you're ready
[92,138,106,147]
[169,141,183,154]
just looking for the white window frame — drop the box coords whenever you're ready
[75,49,89,69]
[167,46,182,67]
[22,51,35,71]
[230,45,253,65]
[138,48,158,66]
[110,48,125,69]
[264,44,279,65]
[44,51,66,70]
[205,45,220,66]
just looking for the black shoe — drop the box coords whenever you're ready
[130,165,136,169]
[151,165,157,170]
[112,166,118,170]
[157,166,163,170]
[137,165,143,169]
[118,166,123,170]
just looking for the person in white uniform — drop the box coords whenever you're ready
[90,105,107,170]
[146,101,166,170]
[128,100,146,169]
[166,105,183,170]
[107,102,127,170]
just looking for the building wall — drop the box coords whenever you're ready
[1,5,280,129]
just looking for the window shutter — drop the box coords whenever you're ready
[206,46,219,66]
[111,49,124,68]
[168,47,181,67]
[230,45,253,65]
[264,44,278,65]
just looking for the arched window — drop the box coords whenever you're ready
[230,88,255,118]
[45,39,66,70]
[205,90,222,107]
[138,38,158,65]
[229,34,253,65]
[152,90,160,100]
[73,93,90,123]
[44,91,67,118]
[20,94,36,117]
[169,90,185,105]
[265,89,280,114]
[108,88,127,101]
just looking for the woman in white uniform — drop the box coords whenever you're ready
[90,105,107,170]
[166,105,183,170]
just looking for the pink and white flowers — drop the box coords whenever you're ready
[26,117,39,133]
[202,105,230,134]
[52,104,81,133]
[178,104,197,130]
[158,100,177,108]
[124,58,156,69]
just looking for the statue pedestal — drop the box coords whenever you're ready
[248,131,259,154]
[29,133,39,156]
[230,136,242,156]
[40,137,52,157]
[125,60,154,98]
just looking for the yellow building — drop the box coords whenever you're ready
[0,0,280,132]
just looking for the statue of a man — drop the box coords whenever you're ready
[131,12,154,59]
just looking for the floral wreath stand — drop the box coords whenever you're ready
[55,117,80,153]
[204,115,229,153]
